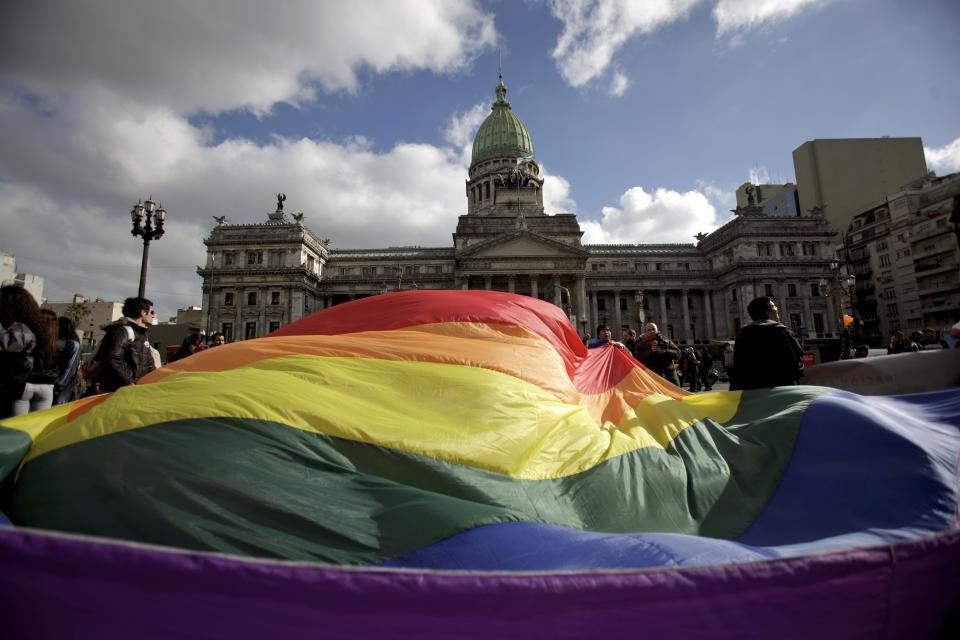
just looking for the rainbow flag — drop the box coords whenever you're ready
[1,290,958,637]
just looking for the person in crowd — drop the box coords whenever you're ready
[908,330,927,349]
[170,332,204,363]
[633,322,681,386]
[920,327,949,350]
[682,347,701,392]
[887,331,919,354]
[0,285,48,418]
[17,309,59,415]
[581,331,591,346]
[622,328,637,355]
[93,297,156,392]
[730,297,803,391]
[698,347,714,392]
[208,332,226,347]
[53,316,82,405]
[722,342,735,382]
[587,324,630,353]
[853,344,870,358]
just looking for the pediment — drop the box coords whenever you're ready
[458,230,588,259]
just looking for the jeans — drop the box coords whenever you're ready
[12,383,54,416]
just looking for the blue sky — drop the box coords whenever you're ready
[1,0,958,317]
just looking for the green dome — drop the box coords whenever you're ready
[471,76,535,164]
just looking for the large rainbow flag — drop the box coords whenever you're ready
[1,290,958,638]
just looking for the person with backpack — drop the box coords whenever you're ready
[0,285,51,418]
[91,297,157,392]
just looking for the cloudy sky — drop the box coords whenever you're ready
[1,0,958,318]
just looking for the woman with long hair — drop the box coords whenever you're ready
[0,285,48,417]
[169,332,204,363]
[54,316,82,405]
[18,309,59,414]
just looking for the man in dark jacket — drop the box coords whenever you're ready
[95,297,156,392]
[633,322,681,385]
[730,297,803,391]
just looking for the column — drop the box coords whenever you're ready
[634,290,646,326]
[802,287,814,334]
[681,289,691,344]
[659,289,668,329]
[553,278,562,306]
[704,290,715,340]
[739,284,750,324]
[508,275,516,293]
[484,275,492,291]
[461,278,469,290]
[530,275,538,299]
[613,289,622,331]
[590,289,599,331]
[577,275,588,331]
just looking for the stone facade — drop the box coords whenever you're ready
[845,171,960,343]
[197,200,328,342]
[198,79,840,345]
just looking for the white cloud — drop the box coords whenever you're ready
[547,0,832,89]
[0,0,497,115]
[714,0,830,36]
[609,70,631,97]
[444,103,489,165]
[925,137,960,175]
[549,0,702,89]
[0,1,510,317]
[580,185,721,244]
[748,165,772,184]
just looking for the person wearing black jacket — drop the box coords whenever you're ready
[730,297,803,391]
[634,322,682,386]
[94,297,156,392]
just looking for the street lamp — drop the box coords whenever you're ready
[819,258,857,358]
[130,196,166,298]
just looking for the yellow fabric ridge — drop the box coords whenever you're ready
[14,356,742,480]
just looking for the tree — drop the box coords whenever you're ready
[64,300,92,326]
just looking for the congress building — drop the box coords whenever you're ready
[198,75,839,346]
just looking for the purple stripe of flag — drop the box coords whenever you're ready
[1,526,958,639]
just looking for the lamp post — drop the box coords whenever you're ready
[819,258,857,359]
[130,197,166,298]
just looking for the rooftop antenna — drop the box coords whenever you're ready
[498,48,503,81]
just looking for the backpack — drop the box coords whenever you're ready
[86,325,136,383]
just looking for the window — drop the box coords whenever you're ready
[224,292,234,306]
[666,324,674,338]
[307,256,316,273]
[810,283,819,297]
[665,297,672,310]
[801,242,818,256]
[247,251,263,265]
[780,242,796,257]
[813,313,825,335]
[247,291,257,305]
[789,313,802,332]
[271,291,280,305]
[731,288,737,302]
[733,317,741,333]
[591,263,606,271]
[884,288,896,300]
[764,284,774,297]
[221,323,233,343]
[877,240,888,251]
[620,298,628,311]
[597,298,606,312]
[684,263,691,270]
[757,242,773,257]
[887,303,899,316]
[879,254,891,267]
[224,253,234,266]
[269,321,281,333]
[244,322,257,340]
